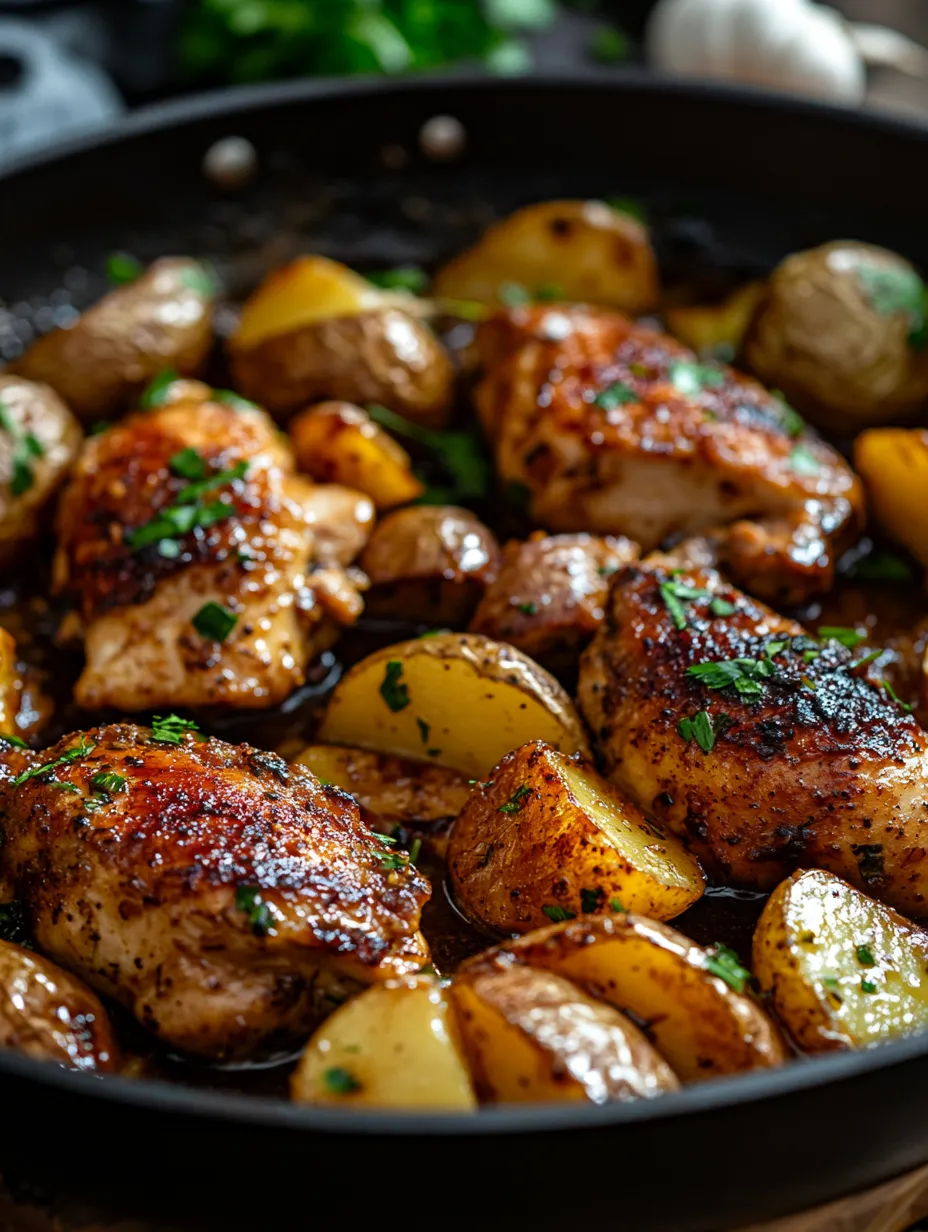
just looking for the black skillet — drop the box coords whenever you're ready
[2,73,928,1232]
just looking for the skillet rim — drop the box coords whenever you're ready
[3,69,928,1135]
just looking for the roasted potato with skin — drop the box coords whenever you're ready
[664,281,766,358]
[229,255,454,425]
[448,741,704,934]
[0,375,82,568]
[0,939,120,1072]
[469,531,638,675]
[464,914,787,1081]
[743,241,928,431]
[13,257,214,421]
[433,200,659,314]
[360,505,501,625]
[754,869,928,1053]
[317,632,589,778]
[854,428,928,569]
[449,964,679,1105]
[291,976,476,1111]
[289,401,424,510]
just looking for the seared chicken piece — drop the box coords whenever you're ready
[0,375,82,568]
[54,387,372,711]
[0,939,119,1072]
[578,562,928,915]
[475,305,864,603]
[0,724,429,1059]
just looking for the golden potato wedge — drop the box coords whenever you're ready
[13,257,214,421]
[291,976,476,1111]
[360,505,501,625]
[449,964,678,1104]
[664,282,765,358]
[468,531,638,675]
[854,428,928,569]
[0,939,120,1072]
[464,914,787,1081]
[229,256,453,425]
[294,744,472,825]
[448,741,704,934]
[317,632,589,777]
[289,401,424,510]
[0,375,83,568]
[753,869,928,1053]
[433,200,658,314]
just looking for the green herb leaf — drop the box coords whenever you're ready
[580,887,602,914]
[518,601,537,615]
[705,942,751,993]
[89,772,127,796]
[235,885,271,936]
[498,784,531,814]
[668,360,725,396]
[408,837,422,865]
[607,197,647,223]
[542,904,576,923]
[686,651,780,697]
[380,661,410,713]
[174,460,248,506]
[857,263,926,349]
[192,601,238,643]
[169,447,207,481]
[534,282,564,302]
[881,678,913,712]
[106,252,143,286]
[710,597,736,617]
[150,715,200,746]
[0,399,45,497]
[127,460,247,551]
[852,649,882,671]
[0,733,27,749]
[179,263,215,297]
[213,389,261,412]
[12,737,95,787]
[610,897,626,913]
[139,369,180,410]
[861,978,878,994]
[659,580,711,631]
[819,626,865,649]
[678,709,725,754]
[789,443,820,476]
[856,944,875,966]
[416,717,430,745]
[366,266,428,294]
[499,281,532,308]
[323,1066,361,1095]
[593,381,637,411]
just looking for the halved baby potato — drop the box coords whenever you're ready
[229,255,454,425]
[291,976,476,1111]
[433,200,659,314]
[854,428,928,569]
[316,632,589,778]
[289,401,424,510]
[463,914,787,1082]
[753,868,928,1053]
[664,281,766,358]
[449,964,678,1105]
[448,741,704,934]
[360,505,501,626]
[13,257,214,421]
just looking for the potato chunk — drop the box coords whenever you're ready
[753,868,928,1052]
[317,633,589,777]
[289,401,424,510]
[360,505,501,625]
[464,915,787,1081]
[450,965,678,1104]
[448,741,704,933]
[433,200,658,314]
[854,428,928,569]
[291,976,476,1111]
[229,256,453,424]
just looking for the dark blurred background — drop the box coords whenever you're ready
[0,0,926,162]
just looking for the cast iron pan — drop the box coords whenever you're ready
[2,74,928,1232]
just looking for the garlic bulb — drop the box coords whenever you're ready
[647,0,867,103]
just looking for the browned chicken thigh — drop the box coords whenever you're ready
[578,562,928,916]
[476,305,864,603]
[54,384,372,711]
[0,724,429,1059]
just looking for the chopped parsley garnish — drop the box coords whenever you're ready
[856,944,875,967]
[416,717,430,745]
[0,399,45,497]
[607,196,647,223]
[106,252,143,285]
[881,679,913,712]
[610,897,626,913]
[852,649,882,671]
[408,837,422,865]
[710,597,736,617]
[678,710,728,754]
[169,447,207,481]
[179,264,215,297]
[705,942,751,993]
[379,661,410,713]
[378,847,412,872]
[323,1066,360,1095]
[213,389,261,412]
[789,443,820,475]
[0,733,26,749]
[366,266,428,294]
[857,263,927,349]
[861,978,878,994]
[819,626,865,649]
[659,580,710,631]
[367,403,491,504]
[580,887,602,914]
[139,369,180,410]
[542,904,576,923]
[518,602,537,615]
[12,737,95,787]
[126,459,247,551]
[685,645,784,698]
[498,784,531,814]
[89,772,126,796]
[150,714,200,746]
[593,381,637,411]
[192,601,238,643]
[49,781,80,794]
[174,460,248,506]
[235,885,271,936]
[498,281,532,308]
[668,360,724,395]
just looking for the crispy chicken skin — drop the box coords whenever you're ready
[0,939,120,1072]
[0,725,430,1059]
[578,563,928,915]
[54,391,371,711]
[475,305,864,603]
